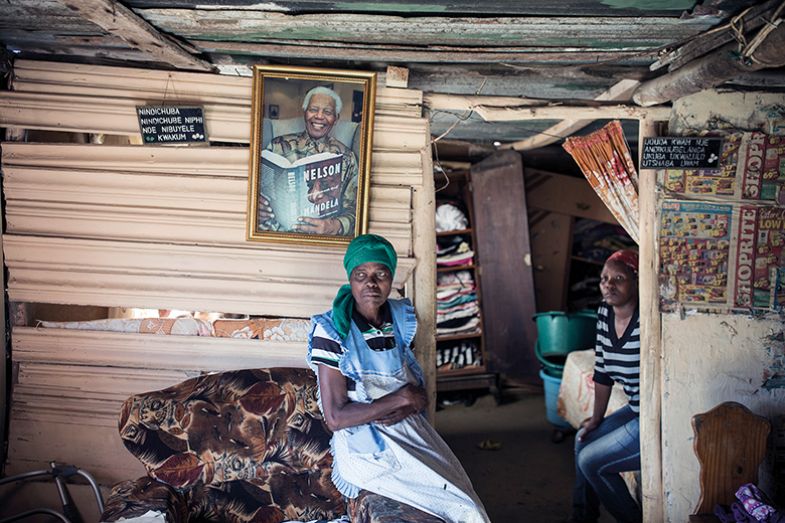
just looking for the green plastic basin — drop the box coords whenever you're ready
[533,310,597,355]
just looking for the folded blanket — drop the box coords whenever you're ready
[437,270,474,287]
[39,317,312,342]
[436,316,480,335]
[39,318,212,337]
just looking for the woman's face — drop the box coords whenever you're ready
[599,260,637,308]
[350,262,392,312]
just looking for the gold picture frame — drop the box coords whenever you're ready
[247,65,376,246]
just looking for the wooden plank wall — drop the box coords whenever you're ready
[0,60,433,485]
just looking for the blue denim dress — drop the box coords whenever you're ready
[308,299,489,523]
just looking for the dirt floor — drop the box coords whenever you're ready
[434,389,614,523]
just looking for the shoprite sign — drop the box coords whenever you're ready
[136,105,207,144]
[641,136,723,169]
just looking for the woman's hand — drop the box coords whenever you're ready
[396,384,428,413]
[374,385,427,425]
[318,365,426,431]
[375,407,414,425]
[579,382,612,441]
[578,416,603,441]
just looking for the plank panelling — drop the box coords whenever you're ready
[1,164,413,217]
[4,61,424,144]
[0,61,431,487]
[1,143,424,187]
[8,327,313,484]
[4,199,410,251]
[4,236,415,316]
[6,414,146,484]
[0,91,428,146]
[12,327,309,373]
[11,60,423,118]
[17,363,188,402]
[3,166,413,253]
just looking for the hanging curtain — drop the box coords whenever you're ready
[563,120,639,244]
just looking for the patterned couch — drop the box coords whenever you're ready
[100,367,442,523]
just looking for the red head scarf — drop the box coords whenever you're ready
[606,249,638,275]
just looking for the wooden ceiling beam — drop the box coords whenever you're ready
[503,79,643,151]
[195,40,651,65]
[56,0,214,71]
[651,0,782,72]
[141,10,720,48]
[634,21,785,106]
[422,88,669,122]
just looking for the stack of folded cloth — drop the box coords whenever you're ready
[437,236,474,267]
[436,270,480,336]
[436,340,482,370]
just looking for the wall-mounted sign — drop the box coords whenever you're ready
[136,105,207,144]
[641,136,723,169]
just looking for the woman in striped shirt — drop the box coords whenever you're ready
[570,249,642,523]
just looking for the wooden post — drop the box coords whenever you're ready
[413,132,438,422]
[638,117,665,521]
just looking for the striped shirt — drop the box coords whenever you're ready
[310,302,398,371]
[593,303,641,414]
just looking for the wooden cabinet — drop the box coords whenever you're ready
[470,151,539,384]
[434,170,500,401]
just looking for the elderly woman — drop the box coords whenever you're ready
[571,249,642,523]
[307,234,489,523]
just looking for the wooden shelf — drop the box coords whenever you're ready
[434,179,498,399]
[436,228,472,237]
[436,365,487,377]
[437,263,475,272]
[436,331,482,342]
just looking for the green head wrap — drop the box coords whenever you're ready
[331,234,397,340]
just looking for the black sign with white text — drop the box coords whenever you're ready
[641,137,723,169]
[136,105,207,144]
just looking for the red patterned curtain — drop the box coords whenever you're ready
[563,120,639,244]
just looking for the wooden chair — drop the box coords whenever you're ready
[689,401,771,522]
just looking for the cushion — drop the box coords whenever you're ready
[118,368,344,522]
[349,491,444,523]
[211,318,310,341]
[100,477,187,522]
[39,317,212,336]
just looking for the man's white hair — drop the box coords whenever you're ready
[302,86,343,114]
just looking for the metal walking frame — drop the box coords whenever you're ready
[0,461,104,523]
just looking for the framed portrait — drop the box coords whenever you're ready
[247,65,377,246]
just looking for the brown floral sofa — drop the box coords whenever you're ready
[100,367,442,523]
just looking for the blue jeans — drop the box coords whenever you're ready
[572,405,642,523]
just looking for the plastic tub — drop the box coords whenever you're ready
[539,369,572,429]
[535,340,566,378]
[533,311,597,355]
